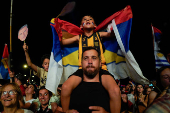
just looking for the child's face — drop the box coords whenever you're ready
[42,58,50,72]
[80,16,96,30]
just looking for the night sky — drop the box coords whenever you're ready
[0,0,170,81]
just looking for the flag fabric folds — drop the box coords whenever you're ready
[152,26,170,69]
[46,5,149,94]
[0,44,10,79]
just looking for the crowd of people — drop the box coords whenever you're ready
[0,15,170,113]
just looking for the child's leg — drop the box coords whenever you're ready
[61,75,82,112]
[101,74,121,113]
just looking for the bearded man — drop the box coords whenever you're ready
[66,47,121,113]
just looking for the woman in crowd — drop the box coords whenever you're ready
[0,83,33,113]
[135,84,148,113]
[20,84,37,109]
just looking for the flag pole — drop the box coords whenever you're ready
[9,0,14,72]
[10,0,13,52]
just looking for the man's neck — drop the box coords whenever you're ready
[83,73,100,82]
[83,29,94,37]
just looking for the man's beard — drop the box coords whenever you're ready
[83,65,100,79]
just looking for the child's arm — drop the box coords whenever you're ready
[61,35,79,45]
[101,75,121,113]
[61,75,82,112]
[99,32,115,38]
[23,43,37,72]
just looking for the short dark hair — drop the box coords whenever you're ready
[15,73,25,82]
[80,15,96,25]
[41,54,50,64]
[82,46,101,59]
[38,86,52,97]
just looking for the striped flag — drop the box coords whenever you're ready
[0,44,10,79]
[46,5,149,94]
[100,6,149,84]
[152,26,170,69]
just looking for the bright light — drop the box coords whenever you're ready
[23,64,28,68]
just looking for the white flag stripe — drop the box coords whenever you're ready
[46,52,63,94]
[112,19,149,84]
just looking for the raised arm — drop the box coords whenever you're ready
[23,43,37,72]
[99,31,115,38]
[61,35,79,45]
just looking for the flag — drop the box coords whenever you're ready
[99,5,149,84]
[152,25,170,69]
[0,44,10,79]
[46,5,149,94]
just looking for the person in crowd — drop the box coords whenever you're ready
[64,47,121,113]
[30,86,58,113]
[127,83,135,113]
[23,43,60,112]
[20,84,37,109]
[135,84,148,113]
[0,84,3,112]
[61,15,118,112]
[0,83,33,113]
[145,86,170,113]
[147,66,170,106]
[145,87,152,95]
[120,85,126,93]
[14,73,26,96]
[145,66,170,113]
[23,43,50,87]
[121,92,128,113]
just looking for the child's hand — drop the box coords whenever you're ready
[23,43,28,52]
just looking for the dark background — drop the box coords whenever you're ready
[0,0,170,81]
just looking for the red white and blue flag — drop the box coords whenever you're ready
[152,26,170,69]
[46,5,149,94]
[0,44,10,79]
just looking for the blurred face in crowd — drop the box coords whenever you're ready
[146,87,152,95]
[25,85,35,95]
[1,85,18,108]
[39,89,51,106]
[137,85,144,93]
[82,49,101,79]
[42,58,50,72]
[160,68,170,88]
[125,84,131,91]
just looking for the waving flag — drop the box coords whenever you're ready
[100,6,149,84]
[46,5,149,94]
[152,26,170,69]
[0,44,10,79]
